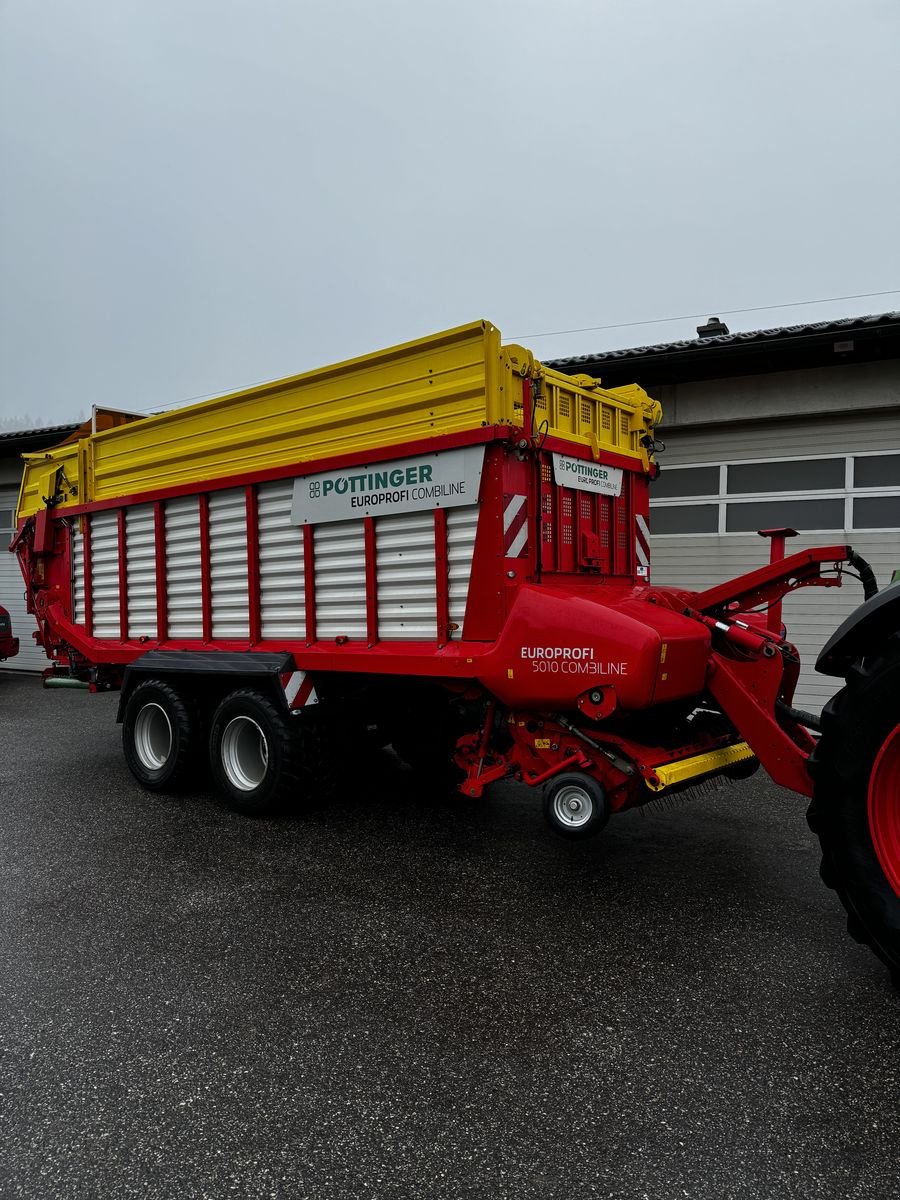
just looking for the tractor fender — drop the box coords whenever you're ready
[817,578,900,677]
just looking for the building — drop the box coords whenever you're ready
[549,312,900,710]
[1,424,79,671]
[5,313,900,709]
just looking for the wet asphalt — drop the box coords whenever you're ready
[1,670,898,1199]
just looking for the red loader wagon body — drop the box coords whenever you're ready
[11,319,900,983]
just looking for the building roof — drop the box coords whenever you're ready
[0,424,81,454]
[0,422,80,443]
[547,311,900,387]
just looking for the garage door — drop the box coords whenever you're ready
[650,413,900,714]
[0,487,49,672]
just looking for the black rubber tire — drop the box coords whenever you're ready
[807,632,900,982]
[208,688,331,817]
[122,679,199,792]
[543,773,610,839]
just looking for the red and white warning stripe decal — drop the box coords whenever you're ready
[635,514,651,579]
[503,493,529,559]
[281,670,318,710]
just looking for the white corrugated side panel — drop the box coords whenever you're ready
[314,520,367,639]
[71,521,85,627]
[446,504,479,639]
[257,480,306,640]
[89,510,120,639]
[125,504,157,639]
[165,496,202,640]
[375,511,437,640]
[209,488,249,639]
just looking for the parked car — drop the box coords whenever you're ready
[0,604,19,661]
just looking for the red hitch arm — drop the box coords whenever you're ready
[694,544,850,615]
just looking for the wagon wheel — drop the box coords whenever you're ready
[122,678,200,792]
[208,688,336,817]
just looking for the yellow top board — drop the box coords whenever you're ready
[17,320,661,519]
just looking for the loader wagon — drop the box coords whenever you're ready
[12,319,900,982]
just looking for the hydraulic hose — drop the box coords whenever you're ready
[848,549,878,601]
[775,699,822,734]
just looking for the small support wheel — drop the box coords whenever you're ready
[543,773,609,839]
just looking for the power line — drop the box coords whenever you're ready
[510,288,900,341]
[135,286,900,415]
[135,374,284,415]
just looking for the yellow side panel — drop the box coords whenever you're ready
[17,319,661,518]
[89,321,504,505]
[514,363,662,470]
[18,442,82,519]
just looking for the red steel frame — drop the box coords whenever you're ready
[246,485,262,645]
[153,501,168,642]
[198,493,212,642]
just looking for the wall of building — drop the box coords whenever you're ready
[0,453,25,489]
[653,358,900,430]
[649,404,900,712]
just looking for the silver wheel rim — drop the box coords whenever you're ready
[221,716,269,792]
[552,784,594,829]
[133,703,173,771]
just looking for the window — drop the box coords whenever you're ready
[650,466,719,499]
[727,458,844,494]
[854,496,900,529]
[854,454,900,489]
[650,451,900,535]
[650,505,718,534]
[0,507,14,531]
[725,498,844,533]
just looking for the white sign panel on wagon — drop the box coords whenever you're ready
[552,452,623,498]
[291,444,486,525]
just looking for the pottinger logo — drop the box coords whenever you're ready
[557,461,611,483]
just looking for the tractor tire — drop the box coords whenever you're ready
[807,632,900,983]
[122,679,199,792]
[543,773,610,839]
[208,688,334,817]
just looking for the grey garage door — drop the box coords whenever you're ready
[0,486,49,672]
[649,412,900,713]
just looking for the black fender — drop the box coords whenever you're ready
[817,578,900,677]
[116,649,296,722]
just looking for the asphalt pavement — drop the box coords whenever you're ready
[1,670,898,1199]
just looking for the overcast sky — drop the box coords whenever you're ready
[1,0,898,426]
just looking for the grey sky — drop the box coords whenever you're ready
[1,0,898,425]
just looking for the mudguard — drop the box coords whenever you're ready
[116,649,295,721]
[817,579,900,677]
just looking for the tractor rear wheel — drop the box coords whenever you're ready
[808,633,900,983]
